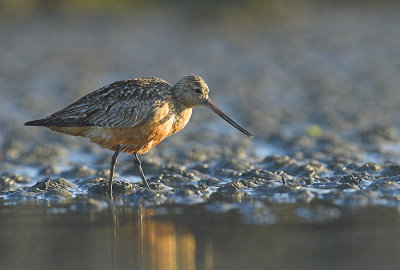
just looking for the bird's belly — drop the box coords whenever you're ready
[50,118,174,154]
[88,117,175,154]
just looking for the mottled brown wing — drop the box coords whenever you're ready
[29,77,171,128]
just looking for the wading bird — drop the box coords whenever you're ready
[25,75,253,194]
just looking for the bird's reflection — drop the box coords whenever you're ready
[110,205,198,270]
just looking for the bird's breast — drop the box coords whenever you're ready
[168,108,192,137]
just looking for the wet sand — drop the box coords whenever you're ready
[1,2,400,270]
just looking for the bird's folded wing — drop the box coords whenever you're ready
[35,79,170,128]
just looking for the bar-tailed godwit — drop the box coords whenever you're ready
[25,75,253,193]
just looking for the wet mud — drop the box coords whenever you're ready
[2,133,400,216]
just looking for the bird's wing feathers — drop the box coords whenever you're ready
[38,77,171,128]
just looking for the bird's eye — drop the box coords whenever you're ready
[195,89,202,93]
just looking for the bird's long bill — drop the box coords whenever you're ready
[204,99,253,138]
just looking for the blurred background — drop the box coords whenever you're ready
[1,0,400,144]
[1,1,400,270]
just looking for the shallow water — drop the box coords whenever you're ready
[1,201,399,270]
[1,2,400,270]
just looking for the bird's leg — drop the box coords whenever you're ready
[109,145,122,195]
[133,153,150,189]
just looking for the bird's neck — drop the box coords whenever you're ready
[170,89,195,113]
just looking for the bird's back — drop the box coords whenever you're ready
[25,77,172,128]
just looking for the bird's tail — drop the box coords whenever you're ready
[24,119,49,126]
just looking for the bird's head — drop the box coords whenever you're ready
[172,75,253,138]
[172,75,210,107]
